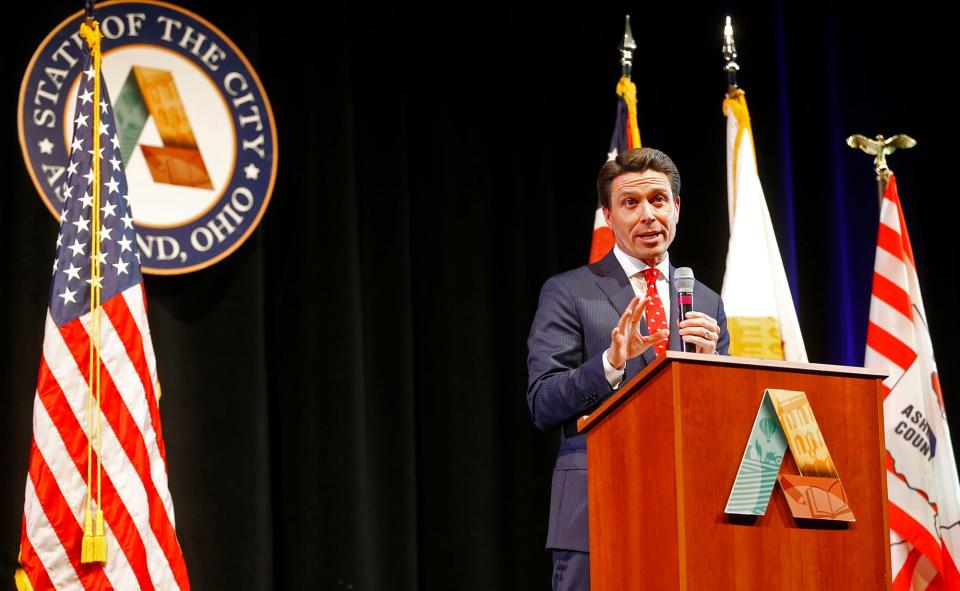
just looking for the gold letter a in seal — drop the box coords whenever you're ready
[114,66,214,189]
[725,389,854,521]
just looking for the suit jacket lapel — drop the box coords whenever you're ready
[593,250,636,320]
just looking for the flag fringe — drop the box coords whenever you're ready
[14,568,34,591]
[615,76,641,149]
[722,88,753,215]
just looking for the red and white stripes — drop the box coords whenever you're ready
[865,175,960,590]
[19,283,189,590]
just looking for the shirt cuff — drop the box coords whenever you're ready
[602,350,625,389]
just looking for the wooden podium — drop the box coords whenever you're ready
[578,352,891,590]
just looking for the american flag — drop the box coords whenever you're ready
[16,24,190,590]
[865,175,960,589]
[589,75,640,264]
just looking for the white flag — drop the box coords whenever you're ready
[720,90,807,362]
[865,175,960,589]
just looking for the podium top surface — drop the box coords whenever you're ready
[577,351,887,433]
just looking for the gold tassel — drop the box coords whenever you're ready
[80,509,95,563]
[81,508,107,564]
[15,544,35,591]
[93,509,107,562]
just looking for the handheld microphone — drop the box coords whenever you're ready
[675,267,696,353]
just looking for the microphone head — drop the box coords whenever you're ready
[675,267,695,294]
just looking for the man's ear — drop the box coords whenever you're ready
[602,206,612,226]
[675,196,681,221]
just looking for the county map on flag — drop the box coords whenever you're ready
[16,21,189,591]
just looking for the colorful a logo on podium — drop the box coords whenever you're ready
[725,389,855,521]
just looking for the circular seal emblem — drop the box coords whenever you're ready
[18,0,277,274]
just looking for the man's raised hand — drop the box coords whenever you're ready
[606,296,669,369]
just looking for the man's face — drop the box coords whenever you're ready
[602,170,680,265]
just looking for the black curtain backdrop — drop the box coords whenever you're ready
[3,1,959,589]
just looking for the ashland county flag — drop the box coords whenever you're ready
[15,23,190,590]
[589,76,641,263]
[720,89,806,361]
[865,175,960,589]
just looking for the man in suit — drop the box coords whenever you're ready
[527,147,730,590]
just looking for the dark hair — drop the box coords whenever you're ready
[596,147,681,209]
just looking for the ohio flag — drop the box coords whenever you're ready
[865,175,960,589]
[720,89,806,361]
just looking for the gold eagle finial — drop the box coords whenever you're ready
[845,133,917,175]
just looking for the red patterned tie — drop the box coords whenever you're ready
[642,268,668,356]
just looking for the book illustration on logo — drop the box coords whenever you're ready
[778,474,854,520]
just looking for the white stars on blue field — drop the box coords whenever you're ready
[48,52,142,327]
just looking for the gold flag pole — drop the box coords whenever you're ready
[845,133,917,205]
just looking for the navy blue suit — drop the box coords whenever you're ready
[527,249,730,552]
